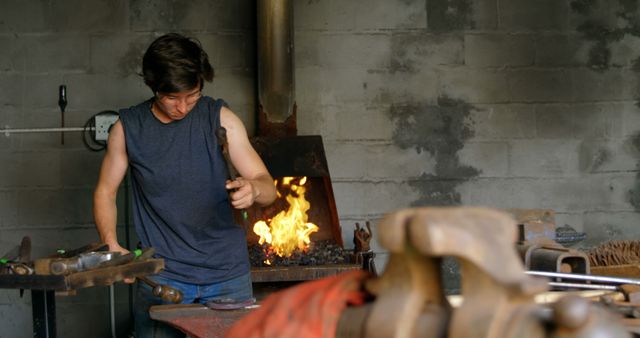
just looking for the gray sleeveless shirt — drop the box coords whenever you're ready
[118,96,250,284]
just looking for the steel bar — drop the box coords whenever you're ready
[527,270,640,286]
[548,281,619,291]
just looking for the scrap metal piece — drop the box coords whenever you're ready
[518,239,591,274]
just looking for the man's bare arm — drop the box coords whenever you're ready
[93,121,129,253]
[221,107,277,208]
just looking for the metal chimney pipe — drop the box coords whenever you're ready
[257,0,296,136]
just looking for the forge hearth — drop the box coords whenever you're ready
[249,240,350,267]
[237,135,362,282]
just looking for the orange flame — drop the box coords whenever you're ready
[252,176,319,258]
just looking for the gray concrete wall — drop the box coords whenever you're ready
[2,0,640,337]
[296,0,640,290]
[0,1,255,337]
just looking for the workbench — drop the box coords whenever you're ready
[0,258,164,338]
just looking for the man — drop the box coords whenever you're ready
[93,33,277,337]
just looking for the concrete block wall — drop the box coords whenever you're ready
[0,1,255,337]
[295,0,640,278]
[2,0,640,336]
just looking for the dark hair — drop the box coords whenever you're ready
[142,33,214,93]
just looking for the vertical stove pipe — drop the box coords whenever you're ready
[257,0,296,137]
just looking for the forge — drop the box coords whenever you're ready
[240,135,362,283]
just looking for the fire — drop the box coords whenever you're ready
[252,176,319,259]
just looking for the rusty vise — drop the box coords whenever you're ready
[336,207,630,338]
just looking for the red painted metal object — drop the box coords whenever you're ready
[149,304,255,338]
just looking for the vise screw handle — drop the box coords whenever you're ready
[138,276,184,304]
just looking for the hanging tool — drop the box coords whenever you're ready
[137,276,183,304]
[58,85,67,145]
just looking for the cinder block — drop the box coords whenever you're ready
[0,0,48,33]
[568,1,618,35]
[409,177,472,205]
[0,151,62,188]
[297,66,430,107]
[130,0,210,32]
[131,0,254,32]
[535,34,587,67]
[458,175,635,212]
[19,35,90,73]
[44,0,128,33]
[207,0,255,30]
[0,303,32,338]
[15,190,67,226]
[509,139,581,177]
[296,32,392,69]
[391,33,464,71]
[439,68,509,103]
[295,0,426,31]
[374,67,440,106]
[465,33,535,67]
[298,104,393,141]
[195,33,251,69]
[325,141,435,179]
[458,141,508,177]
[61,151,103,187]
[571,68,639,101]
[0,74,24,107]
[62,73,149,111]
[535,104,576,139]
[469,104,536,140]
[23,74,66,109]
[335,105,395,141]
[333,180,420,217]
[499,0,569,31]
[470,0,498,30]
[427,0,474,31]
[578,139,638,173]
[620,102,640,137]
[0,191,18,227]
[507,69,573,102]
[581,211,640,247]
[296,104,339,139]
[0,36,17,71]
[536,103,623,139]
[90,34,151,75]
[608,35,640,68]
[208,69,256,112]
[60,188,101,224]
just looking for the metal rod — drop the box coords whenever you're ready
[527,270,640,286]
[1,127,93,135]
[548,281,619,291]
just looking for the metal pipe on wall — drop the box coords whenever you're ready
[257,0,295,125]
[0,127,92,136]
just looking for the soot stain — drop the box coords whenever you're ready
[389,96,480,206]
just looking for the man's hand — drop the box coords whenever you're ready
[108,242,136,284]
[226,177,259,209]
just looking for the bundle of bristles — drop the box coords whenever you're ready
[587,240,640,267]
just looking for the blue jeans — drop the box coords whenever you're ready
[134,272,253,338]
